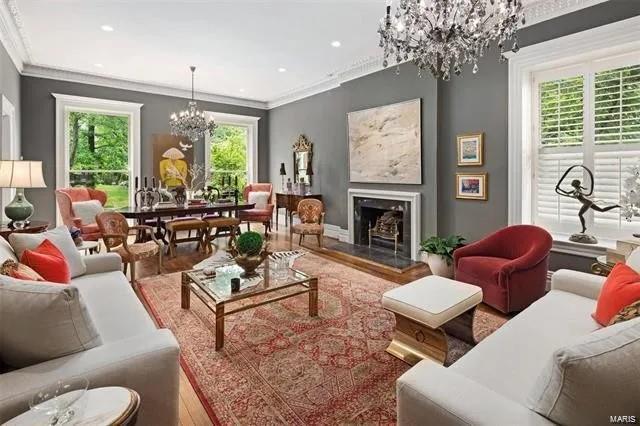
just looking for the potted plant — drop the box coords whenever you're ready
[232,231,269,277]
[419,235,465,278]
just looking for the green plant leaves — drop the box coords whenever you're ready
[419,234,466,264]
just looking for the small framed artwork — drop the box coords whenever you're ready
[456,173,488,200]
[457,132,484,166]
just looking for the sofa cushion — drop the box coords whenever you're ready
[20,239,71,284]
[0,275,102,368]
[72,199,104,225]
[453,289,600,405]
[457,256,510,282]
[71,271,155,342]
[0,237,17,264]
[527,317,640,425]
[9,226,86,278]
[593,263,640,326]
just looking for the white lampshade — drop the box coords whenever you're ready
[0,160,47,188]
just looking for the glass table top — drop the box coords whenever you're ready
[185,260,312,303]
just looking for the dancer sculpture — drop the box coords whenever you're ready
[555,165,620,244]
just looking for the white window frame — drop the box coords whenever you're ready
[53,94,142,225]
[203,111,260,184]
[508,15,640,256]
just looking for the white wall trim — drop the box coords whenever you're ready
[508,16,640,226]
[523,0,608,28]
[347,188,421,260]
[1,94,18,221]
[53,93,142,225]
[0,0,29,72]
[203,111,260,184]
[324,223,350,242]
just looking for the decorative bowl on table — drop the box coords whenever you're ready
[231,231,269,278]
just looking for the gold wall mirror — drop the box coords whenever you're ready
[293,134,313,185]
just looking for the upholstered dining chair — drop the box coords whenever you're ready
[290,198,325,250]
[96,211,163,284]
[238,183,274,235]
[55,187,108,241]
[453,225,553,313]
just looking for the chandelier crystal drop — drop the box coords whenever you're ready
[377,0,525,80]
[169,66,217,143]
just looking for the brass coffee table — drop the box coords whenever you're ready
[181,259,318,350]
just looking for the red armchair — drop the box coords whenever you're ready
[453,225,552,313]
[238,183,274,235]
[55,187,108,241]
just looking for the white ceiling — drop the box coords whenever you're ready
[9,0,602,106]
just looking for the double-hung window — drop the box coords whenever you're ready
[532,53,640,240]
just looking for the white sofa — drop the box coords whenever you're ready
[0,252,180,425]
[397,256,640,425]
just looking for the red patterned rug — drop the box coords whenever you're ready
[138,253,506,425]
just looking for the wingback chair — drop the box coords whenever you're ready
[238,183,274,235]
[55,187,108,241]
[95,212,162,284]
[453,225,553,313]
[290,198,325,250]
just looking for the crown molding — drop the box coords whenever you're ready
[522,0,609,28]
[0,0,31,72]
[23,64,269,110]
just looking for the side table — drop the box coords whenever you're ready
[6,387,140,426]
[274,193,322,230]
[76,240,101,255]
[591,255,615,276]
[0,220,49,240]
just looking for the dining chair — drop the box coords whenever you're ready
[290,198,325,250]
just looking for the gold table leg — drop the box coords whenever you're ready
[309,278,318,317]
[181,272,191,309]
[215,302,225,351]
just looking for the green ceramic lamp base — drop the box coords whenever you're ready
[5,189,34,229]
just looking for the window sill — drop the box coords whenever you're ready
[550,232,614,258]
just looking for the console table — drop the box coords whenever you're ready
[275,193,322,230]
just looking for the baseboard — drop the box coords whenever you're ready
[275,211,349,242]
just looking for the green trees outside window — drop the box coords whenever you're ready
[68,111,130,208]
[210,124,248,193]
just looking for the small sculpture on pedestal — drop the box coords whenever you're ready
[555,165,620,244]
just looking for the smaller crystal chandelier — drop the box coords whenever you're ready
[378,0,525,80]
[169,66,217,143]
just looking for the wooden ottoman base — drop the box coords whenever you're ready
[386,307,476,366]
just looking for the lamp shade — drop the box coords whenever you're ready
[279,162,286,175]
[0,161,47,188]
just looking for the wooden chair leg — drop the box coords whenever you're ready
[123,262,128,275]
[247,222,251,231]
[316,234,322,247]
[157,247,163,275]
[130,261,136,285]
[290,231,294,251]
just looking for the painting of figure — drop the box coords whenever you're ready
[152,134,193,188]
[348,99,421,184]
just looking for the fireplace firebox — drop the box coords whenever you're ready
[353,197,411,256]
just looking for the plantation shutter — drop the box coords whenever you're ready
[539,76,584,146]
[592,64,640,231]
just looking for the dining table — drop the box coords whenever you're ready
[117,202,255,243]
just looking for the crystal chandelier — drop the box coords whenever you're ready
[169,66,217,143]
[378,0,525,80]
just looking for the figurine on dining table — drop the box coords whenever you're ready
[555,165,620,244]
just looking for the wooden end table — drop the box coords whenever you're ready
[181,258,318,351]
[591,255,614,276]
[0,220,49,240]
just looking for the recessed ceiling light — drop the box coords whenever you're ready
[331,40,341,47]
[239,88,246,93]
[94,63,103,68]
[100,25,114,32]
[278,67,287,73]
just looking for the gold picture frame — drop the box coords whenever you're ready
[456,173,488,200]
[456,132,484,166]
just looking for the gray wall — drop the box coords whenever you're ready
[20,76,268,224]
[268,0,640,271]
[268,63,438,238]
[0,42,21,154]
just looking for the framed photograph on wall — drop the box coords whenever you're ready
[456,132,484,166]
[456,173,488,200]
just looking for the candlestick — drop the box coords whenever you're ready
[234,176,238,187]
[134,176,139,190]
[144,176,148,188]
[152,177,156,188]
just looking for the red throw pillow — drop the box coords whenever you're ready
[20,239,71,284]
[593,263,640,326]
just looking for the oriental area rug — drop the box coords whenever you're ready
[138,252,507,425]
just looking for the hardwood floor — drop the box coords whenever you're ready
[130,224,432,425]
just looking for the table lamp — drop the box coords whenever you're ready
[0,160,46,228]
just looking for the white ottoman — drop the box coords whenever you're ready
[382,275,482,365]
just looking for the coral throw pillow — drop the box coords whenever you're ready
[20,239,70,284]
[593,263,640,326]
[0,259,44,281]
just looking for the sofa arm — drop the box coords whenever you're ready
[83,253,123,275]
[0,329,180,425]
[551,269,606,300]
[397,360,552,426]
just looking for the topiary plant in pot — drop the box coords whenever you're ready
[419,235,465,278]
[232,231,269,277]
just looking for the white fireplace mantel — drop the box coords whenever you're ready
[347,188,421,260]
